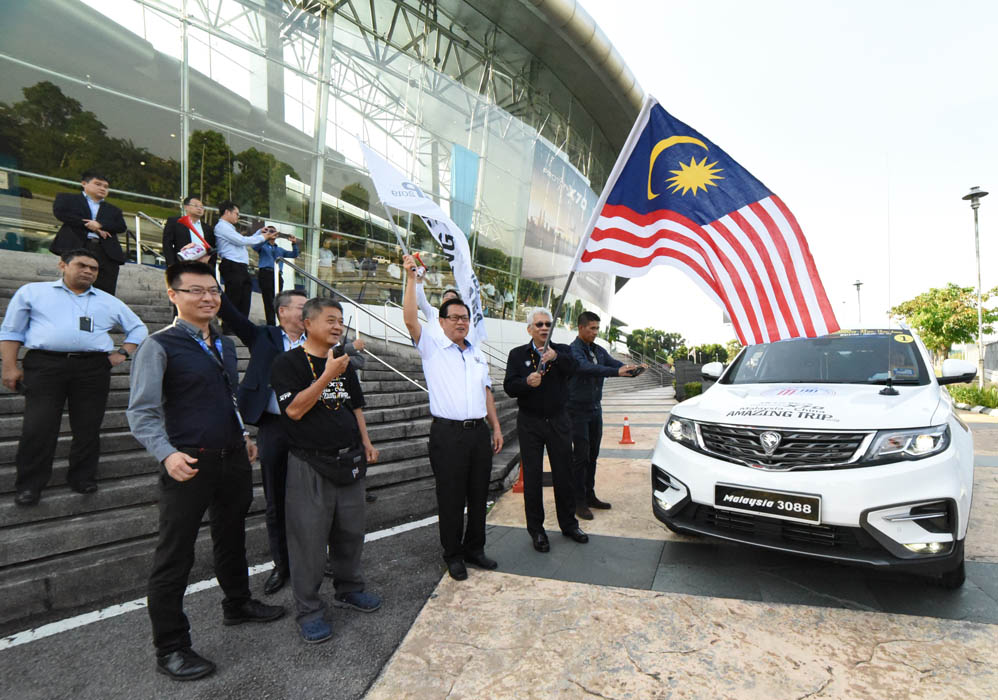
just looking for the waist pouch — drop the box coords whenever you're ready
[298,446,367,485]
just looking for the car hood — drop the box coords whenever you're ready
[676,383,945,430]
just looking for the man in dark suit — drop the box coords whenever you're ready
[162,196,217,268]
[216,288,307,595]
[50,170,127,295]
[503,308,588,553]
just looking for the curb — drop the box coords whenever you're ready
[953,402,998,416]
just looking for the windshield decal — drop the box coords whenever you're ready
[893,334,914,343]
[727,401,838,422]
[761,387,837,397]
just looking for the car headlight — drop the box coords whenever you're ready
[665,416,697,446]
[864,425,950,461]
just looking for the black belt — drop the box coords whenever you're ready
[432,417,486,429]
[29,349,107,359]
[179,445,245,457]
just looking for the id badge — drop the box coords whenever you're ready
[79,316,94,332]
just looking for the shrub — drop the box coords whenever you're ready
[684,381,702,398]
[947,383,998,409]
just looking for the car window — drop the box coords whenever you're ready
[722,331,929,385]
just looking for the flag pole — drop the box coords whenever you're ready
[376,199,411,258]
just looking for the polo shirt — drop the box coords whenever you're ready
[416,325,491,421]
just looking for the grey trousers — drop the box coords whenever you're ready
[286,452,365,625]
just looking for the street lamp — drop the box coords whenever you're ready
[853,280,863,327]
[962,186,989,389]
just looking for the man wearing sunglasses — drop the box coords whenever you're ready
[503,309,587,553]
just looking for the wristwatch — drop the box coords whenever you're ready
[115,346,130,359]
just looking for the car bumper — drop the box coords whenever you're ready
[651,430,972,574]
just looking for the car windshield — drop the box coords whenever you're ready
[721,330,930,386]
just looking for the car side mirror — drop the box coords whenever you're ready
[938,358,977,385]
[701,361,724,380]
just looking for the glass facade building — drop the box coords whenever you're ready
[0,0,641,323]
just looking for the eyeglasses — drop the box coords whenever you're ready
[173,286,221,297]
[444,314,471,322]
[533,321,552,328]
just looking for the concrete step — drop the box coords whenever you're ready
[0,449,156,494]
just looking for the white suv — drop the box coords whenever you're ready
[652,329,976,588]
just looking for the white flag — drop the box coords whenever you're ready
[360,143,487,341]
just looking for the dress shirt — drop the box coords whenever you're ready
[214,220,267,264]
[264,328,306,414]
[416,327,491,420]
[84,192,101,239]
[187,219,206,246]
[0,280,147,351]
[253,240,299,270]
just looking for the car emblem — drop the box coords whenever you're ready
[759,431,782,455]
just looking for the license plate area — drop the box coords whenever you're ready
[714,483,821,523]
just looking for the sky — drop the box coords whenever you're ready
[583,0,998,345]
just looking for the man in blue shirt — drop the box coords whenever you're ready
[567,311,643,520]
[0,249,147,505]
[253,226,299,326]
[213,201,272,331]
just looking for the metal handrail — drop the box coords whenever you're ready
[381,299,507,369]
[282,260,427,393]
[137,211,165,228]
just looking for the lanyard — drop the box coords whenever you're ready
[302,347,343,411]
[189,330,246,431]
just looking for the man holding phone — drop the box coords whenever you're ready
[1,249,146,505]
[253,227,299,326]
[268,298,381,644]
[567,311,645,519]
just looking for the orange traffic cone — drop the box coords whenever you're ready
[512,460,525,493]
[619,416,636,444]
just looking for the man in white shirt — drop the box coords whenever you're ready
[213,200,273,329]
[402,254,502,581]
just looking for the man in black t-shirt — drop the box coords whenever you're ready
[269,298,380,644]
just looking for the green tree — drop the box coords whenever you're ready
[724,338,743,361]
[890,283,998,360]
[341,182,371,211]
[694,343,728,363]
[232,147,300,219]
[188,130,233,205]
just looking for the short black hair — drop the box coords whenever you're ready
[165,261,215,289]
[217,200,238,216]
[80,170,109,184]
[439,298,470,319]
[303,297,343,321]
[60,248,98,265]
[274,289,307,314]
[577,311,600,327]
[182,195,202,206]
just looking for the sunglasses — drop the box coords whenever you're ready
[534,321,552,328]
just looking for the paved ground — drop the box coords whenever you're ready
[2,389,996,699]
[369,390,998,699]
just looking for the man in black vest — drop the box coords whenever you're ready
[50,171,128,295]
[126,261,284,681]
[503,308,588,553]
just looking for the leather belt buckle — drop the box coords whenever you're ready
[461,420,476,429]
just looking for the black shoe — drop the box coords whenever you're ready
[446,560,468,581]
[576,505,594,520]
[532,532,550,553]
[263,567,287,596]
[465,553,498,570]
[156,648,216,681]
[365,492,377,503]
[562,527,590,544]
[70,481,98,495]
[587,495,612,510]
[14,490,39,506]
[222,598,286,626]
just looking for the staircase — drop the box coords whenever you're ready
[0,250,520,631]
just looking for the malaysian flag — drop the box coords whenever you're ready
[574,97,838,346]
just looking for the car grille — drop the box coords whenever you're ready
[700,505,861,549]
[698,423,869,469]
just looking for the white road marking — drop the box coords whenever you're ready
[0,515,439,652]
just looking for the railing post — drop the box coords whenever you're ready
[134,215,141,264]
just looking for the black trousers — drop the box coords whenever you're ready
[219,259,252,325]
[147,446,253,654]
[517,410,578,535]
[570,409,603,504]
[256,413,290,573]
[257,267,282,326]
[84,238,121,295]
[427,419,492,563]
[15,351,111,493]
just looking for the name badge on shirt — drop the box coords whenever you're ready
[79,316,94,332]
